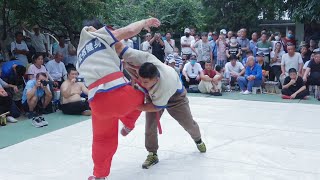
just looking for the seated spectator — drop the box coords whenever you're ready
[270,42,285,81]
[0,78,21,123]
[256,52,270,87]
[182,55,203,89]
[1,60,26,82]
[303,51,320,86]
[282,68,308,99]
[165,47,183,70]
[302,52,315,76]
[198,61,222,96]
[11,31,29,67]
[180,54,189,72]
[225,55,245,91]
[242,50,254,67]
[27,53,53,81]
[300,45,312,64]
[60,68,91,116]
[45,51,67,88]
[21,72,52,127]
[237,56,262,95]
[167,58,180,75]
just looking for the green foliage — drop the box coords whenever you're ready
[285,0,320,23]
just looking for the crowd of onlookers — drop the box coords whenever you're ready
[0,25,320,128]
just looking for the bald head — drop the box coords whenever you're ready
[247,56,255,66]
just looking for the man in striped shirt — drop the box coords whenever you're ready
[165,47,183,71]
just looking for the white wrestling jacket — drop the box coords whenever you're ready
[76,26,129,101]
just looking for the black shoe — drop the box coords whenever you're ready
[211,92,222,96]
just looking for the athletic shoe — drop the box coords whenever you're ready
[6,116,18,123]
[121,126,132,136]
[242,90,251,95]
[240,91,244,94]
[88,176,106,180]
[142,152,159,169]
[281,95,291,99]
[32,117,43,128]
[0,116,6,126]
[196,140,207,153]
[38,116,48,126]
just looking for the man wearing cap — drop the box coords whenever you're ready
[180,28,195,58]
[22,25,48,57]
[257,52,271,86]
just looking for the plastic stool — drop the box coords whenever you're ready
[252,86,262,94]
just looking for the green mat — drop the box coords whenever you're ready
[0,112,90,149]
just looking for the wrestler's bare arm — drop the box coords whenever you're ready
[112,18,160,41]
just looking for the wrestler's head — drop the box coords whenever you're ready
[138,62,160,90]
[83,18,104,30]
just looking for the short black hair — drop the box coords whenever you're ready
[32,53,44,63]
[15,65,26,77]
[288,68,297,74]
[83,18,104,29]
[246,50,253,55]
[67,67,77,74]
[138,62,160,79]
[201,32,208,37]
[15,31,23,37]
[215,65,222,72]
[229,55,238,61]
[36,72,47,79]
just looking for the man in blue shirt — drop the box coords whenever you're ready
[22,72,52,127]
[1,60,26,82]
[237,56,262,94]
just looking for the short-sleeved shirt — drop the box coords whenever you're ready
[27,64,47,80]
[283,76,304,92]
[1,60,23,79]
[180,36,195,55]
[164,39,175,54]
[45,60,67,81]
[281,53,303,74]
[11,41,29,66]
[121,39,134,49]
[227,43,241,57]
[257,41,272,55]
[21,79,46,103]
[303,60,310,70]
[307,60,320,73]
[270,50,285,66]
[151,41,165,62]
[141,41,152,53]
[225,61,244,74]
[0,78,8,89]
[217,40,227,60]
[122,48,183,108]
[258,62,271,72]
[165,54,183,68]
[194,40,212,62]
[27,32,47,53]
[183,62,203,78]
[202,69,216,78]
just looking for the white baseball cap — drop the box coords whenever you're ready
[220,29,227,35]
[168,58,176,64]
[184,28,191,33]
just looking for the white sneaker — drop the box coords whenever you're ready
[243,90,251,95]
[6,116,18,123]
[39,116,48,126]
[240,91,244,94]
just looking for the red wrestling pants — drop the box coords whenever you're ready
[89,85,144,178]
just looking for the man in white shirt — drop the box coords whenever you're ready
[45,51,67,88]
[53,36,69,64]
[280,44,303,85]
[164,32,175,58]
[11,31,29,67]
[225,55,245,90]
[180,28,195,58]
[141,33,152,53]
[23,25,48,57]
[121,38,134,48]
[182,55,203,89]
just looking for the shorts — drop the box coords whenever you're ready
[22,100,42,113]
[61,101,90,115]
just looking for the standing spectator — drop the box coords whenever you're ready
[249,32,258,57]
[66,41,78,69]
[45,51,67,88]
[225,55,245,90]
[282,68,308,99]
[27,53,53,81]
[165,47,183,70]
[53,36,68,64]
[121,38,134,49]
[303,51,320,86]
[21,72,52,127]
[282,30,296,52]
[209,31,218,41]
[192,32,213,69]
[280,44,303,85]
[237,56,262,95]
[216,34,228,67]
[300,46,312,63]
[163,32,175,58]
[257,33,272,63]
[309,39,317,52]
[191,33,200,48]
[190,28,196,37]
[209,32,218,64]
[180,28,195,58]
[270,42,285,81]
[226,31,233,43]
[60,68,91,116]
[23,25,48,58]
[270,32,284,52]
[198,61,222,96]
[0,78,21,123]
[182,55,202,89]
[226,35,241,59]
[141,33,152,54]
[11,31,29,67]
[237,28,250,59]
[150,32,165,62]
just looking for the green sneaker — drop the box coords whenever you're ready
[142,152,159,169]
[196,141,206,153]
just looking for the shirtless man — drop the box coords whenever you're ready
[60,67,91,116]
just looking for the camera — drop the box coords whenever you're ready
[75,77,84,82]
[40,80,48,86]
